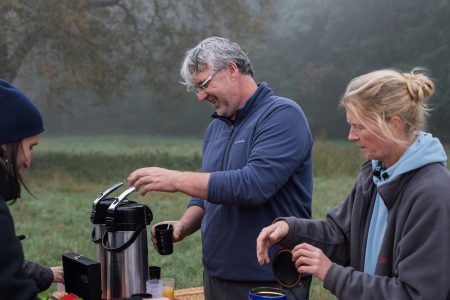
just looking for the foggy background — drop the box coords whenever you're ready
[3,0,450,141]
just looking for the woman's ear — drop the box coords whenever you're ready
[390,116,405,135]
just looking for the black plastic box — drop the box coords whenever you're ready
[62,252,101,300]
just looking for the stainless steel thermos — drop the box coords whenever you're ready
[101,186,153,300]
[90,182,124,300]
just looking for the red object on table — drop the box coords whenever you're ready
[63,293,80,300]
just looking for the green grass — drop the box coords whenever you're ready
[10,135,373,299]
[35,135,203,156]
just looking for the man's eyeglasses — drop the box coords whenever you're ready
[191,68,224,94]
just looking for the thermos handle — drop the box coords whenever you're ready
[101,223,145,252]
[145,206,153,225]
[108,186,136,213]
[92,182,124,207]
[91,227,101,243]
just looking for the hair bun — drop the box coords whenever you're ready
[404,69,435,103]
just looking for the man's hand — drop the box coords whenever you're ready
[150,220,187,251]
[128,167,182,195]
[128,167,210,199]
[256,220,289,265]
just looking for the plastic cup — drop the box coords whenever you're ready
[155,224,174,255]
[162,278,175,300]
[56,282,66,292]
[146,278,163,298]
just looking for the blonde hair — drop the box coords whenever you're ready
[340,68,435,145]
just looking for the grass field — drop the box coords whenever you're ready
[11,135,369,299]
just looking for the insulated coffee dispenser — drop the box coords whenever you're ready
[90,182,124,300]
[102,187,153,300]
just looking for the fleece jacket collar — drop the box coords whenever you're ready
[211,82,272,123]
[372,131,447,186]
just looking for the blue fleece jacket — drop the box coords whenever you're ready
[364,132,447,274]
[188,82,313,281]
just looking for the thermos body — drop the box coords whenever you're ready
[91,184,153,300]
[92,223,108,300]
[105,229,149,299]
[102,186,153,300]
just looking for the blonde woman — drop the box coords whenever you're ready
[257,69,450,299]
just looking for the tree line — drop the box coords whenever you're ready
[2,0,450,141]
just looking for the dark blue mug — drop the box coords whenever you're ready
[248,287,287,300]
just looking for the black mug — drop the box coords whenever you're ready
[155,223,174,255]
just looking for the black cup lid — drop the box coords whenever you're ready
[130,293,152,299]
[148,266,161,279]
[272,249,302,288]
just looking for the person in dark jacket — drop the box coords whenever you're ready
[0,79,64,299]
[128,37,313,300]
[22,261,63,292]
[256,68,450,299]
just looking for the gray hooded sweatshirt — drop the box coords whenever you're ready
[279,132,450,299]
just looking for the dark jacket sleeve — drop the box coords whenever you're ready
[277,192,353,267]
[275,174,362,266]
[0,198,39,300]
[22,260,54,292]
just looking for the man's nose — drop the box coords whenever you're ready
[196,91,208,102]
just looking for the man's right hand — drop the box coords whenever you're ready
[150,206,204,251]
[151,220,186,250]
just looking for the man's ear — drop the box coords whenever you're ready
[226,62,239,78]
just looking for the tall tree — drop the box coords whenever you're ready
[0,0,273,110]
[256,0,450,140]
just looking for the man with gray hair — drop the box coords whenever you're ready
[128,37,313,299]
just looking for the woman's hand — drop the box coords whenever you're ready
[291,243,332,281]
[256,221,289,265]
[51,266,64,283]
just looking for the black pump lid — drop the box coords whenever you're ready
[106,201,153,231]
[90,198,115,224]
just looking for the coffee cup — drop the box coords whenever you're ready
[272,249,301,288]
[155,223,174,255]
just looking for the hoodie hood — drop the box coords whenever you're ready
[372,131,447,186]
[365,131,447,275]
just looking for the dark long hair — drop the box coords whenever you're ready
[0,140,32,201]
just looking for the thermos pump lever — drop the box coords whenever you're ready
[92,182,124,207]
[108,186,136,213]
